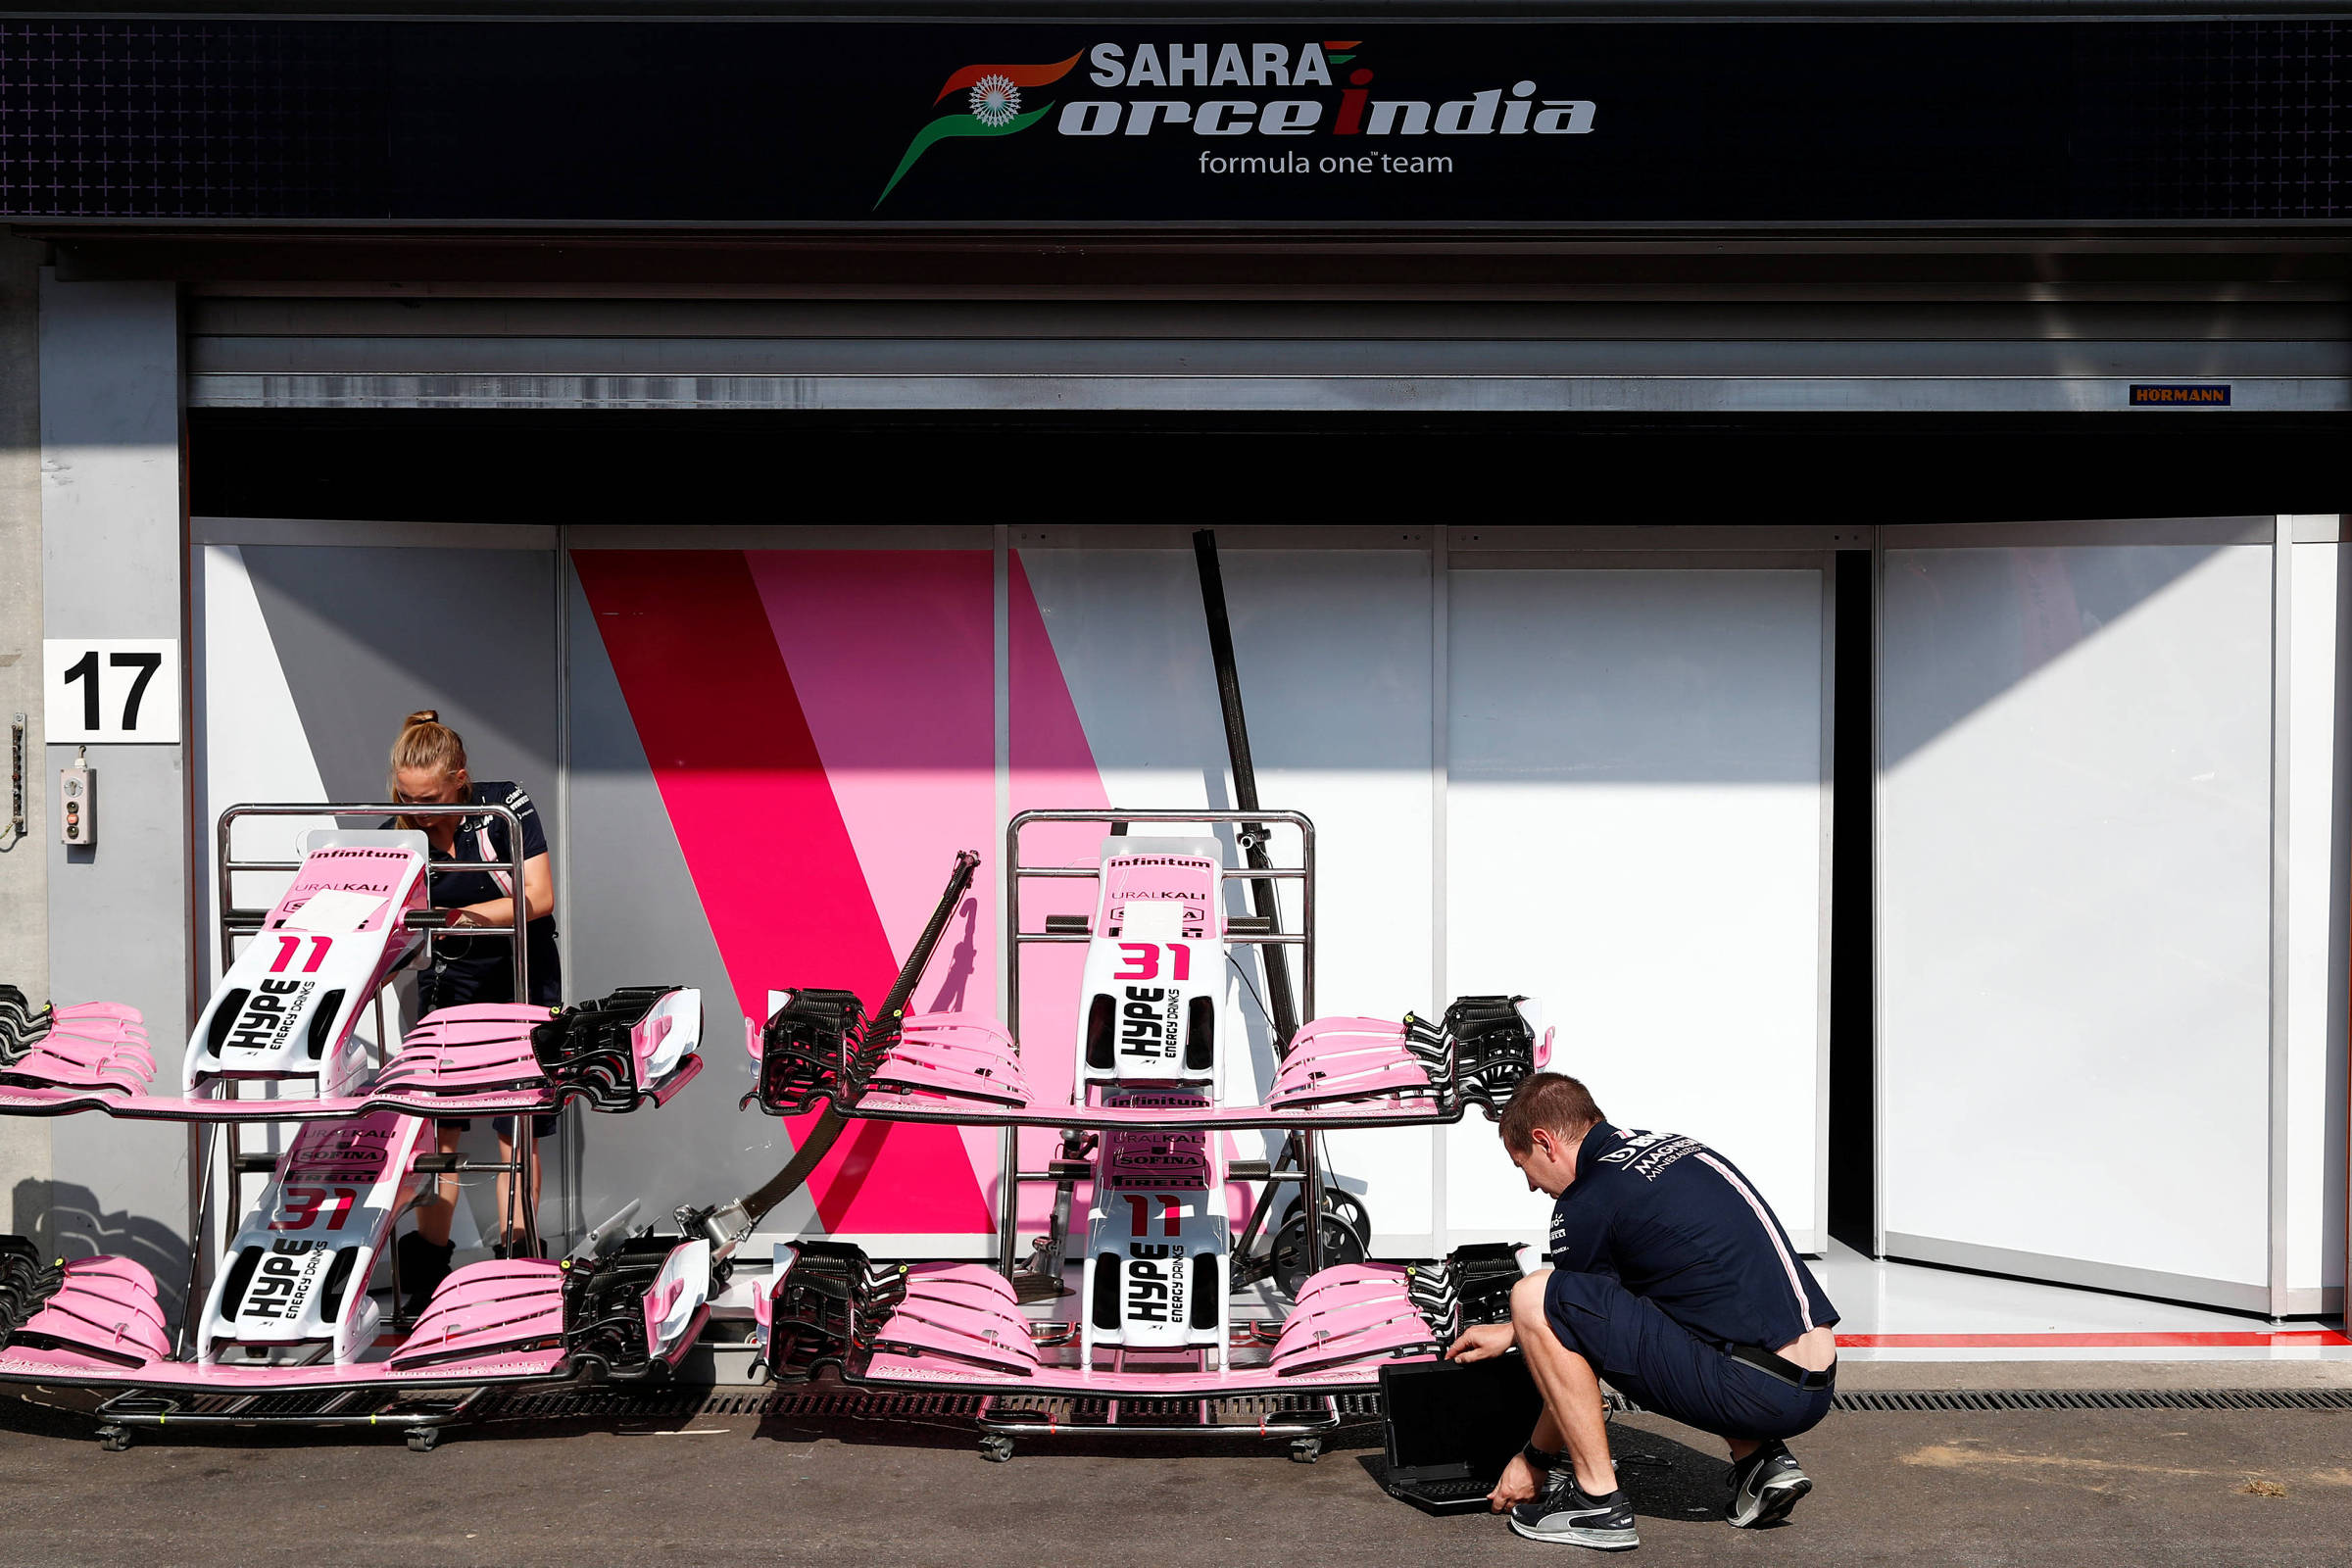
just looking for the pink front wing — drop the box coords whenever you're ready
[0,1255,572,1393]
[849,1261,1441,1396]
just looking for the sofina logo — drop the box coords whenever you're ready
[875,52,1084,207]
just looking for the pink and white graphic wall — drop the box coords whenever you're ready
[193,531,1831,1259]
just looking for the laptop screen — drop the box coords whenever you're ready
[1381,1354,1546,1481]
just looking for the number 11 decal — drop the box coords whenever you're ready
[1124,1194,1184,1237]
[270,934,332,973]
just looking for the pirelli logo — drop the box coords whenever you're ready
[2130,383,2231,407]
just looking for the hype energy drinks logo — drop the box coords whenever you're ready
[875,39,1597,207]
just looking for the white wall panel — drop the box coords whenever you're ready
[2285,538,2346,1307]
[194,546,333,972]
[1445,568,1829,1253]
[40,274,191,1293]
[1022,549,1438,1250]
[1880,543,2273,1306]
[191,545,403,1239]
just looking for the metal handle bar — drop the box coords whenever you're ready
[1015,931,1304,945]
[1008,806,1312,833]
[1004,807,1314,1036]
[219,906,496,933]
[217,801,530,1005]
[1016,865,1303,880]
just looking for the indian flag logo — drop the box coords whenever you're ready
[875,52,1084,208]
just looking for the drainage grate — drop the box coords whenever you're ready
[476,1389,989,1423]
[473,1385,2352,1425]
[1831,1389,2352,1413]
[477,1387,1382,1425]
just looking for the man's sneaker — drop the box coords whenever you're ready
[1509,1473,1641,1551]
[1724,1440,1812,1528]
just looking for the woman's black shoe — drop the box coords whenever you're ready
[396,1232,455,1319]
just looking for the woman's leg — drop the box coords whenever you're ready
[411,1123,464,1246]
[493,1125,540,1249]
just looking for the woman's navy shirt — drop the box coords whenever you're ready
[390,780,562,1007]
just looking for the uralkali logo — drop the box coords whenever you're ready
[874,38,1597,207]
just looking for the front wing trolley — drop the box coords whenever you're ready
[0,805,712,1449]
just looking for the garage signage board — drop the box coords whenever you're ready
[0,18,2336,227]
[43,639,180,745]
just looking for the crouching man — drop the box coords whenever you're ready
[1447,1072,1838,1550]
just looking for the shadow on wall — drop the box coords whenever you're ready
[929,898,980,1014]
[236,544,559,814]
[1878,543,2226,768]
[8,1176,52,1256]
[27,1179,189,1326]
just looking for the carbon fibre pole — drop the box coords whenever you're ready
[1192,529,1300,1052]
[1194,530,1327,1280]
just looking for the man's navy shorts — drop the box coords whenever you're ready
[1543,1269,1833,1443]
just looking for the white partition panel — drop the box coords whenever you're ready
[1445,568,1830,1253]
[2285,533,2347,1314]
[1021,548,1440,1251]
[1879,539,2275,1310]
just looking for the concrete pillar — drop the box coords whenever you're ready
[0,235,48,1248]
[38,268,190,1302]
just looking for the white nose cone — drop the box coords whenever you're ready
[634,988,703,1080]
[644,1238,712,1360]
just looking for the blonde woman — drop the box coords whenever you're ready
[385,710,562,1312]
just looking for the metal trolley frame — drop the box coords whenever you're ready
[980,808,1340,1456]
[83,800,565,1449]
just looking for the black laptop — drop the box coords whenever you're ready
[1378,1353,1546,1515]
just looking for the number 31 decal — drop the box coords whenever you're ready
[271,1186,359,1231]
[1114,943,1192,981]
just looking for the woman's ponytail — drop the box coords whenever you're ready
[389,710,470,808]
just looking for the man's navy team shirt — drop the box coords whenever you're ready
[1547,1123,1838,1351]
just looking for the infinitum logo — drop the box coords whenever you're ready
[875,52,1084,206]
[873,38,1596,207]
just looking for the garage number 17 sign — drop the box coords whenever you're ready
[44,639,179,744]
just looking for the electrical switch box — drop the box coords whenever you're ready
[59,764,93,847]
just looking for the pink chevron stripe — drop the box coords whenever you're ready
[1005,552,1115,1230]
[748,551,996,1006]
[748,550,1004,1225]
[573,550,988,1236]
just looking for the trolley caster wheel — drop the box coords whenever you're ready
[96,1425,132,1453]
[405,1428,443,1454]
[1283,1191,1373,1247]
[1268,1212,1368,1299]
[1290,1438,1323,1464]
[979,1435,1015,1463]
